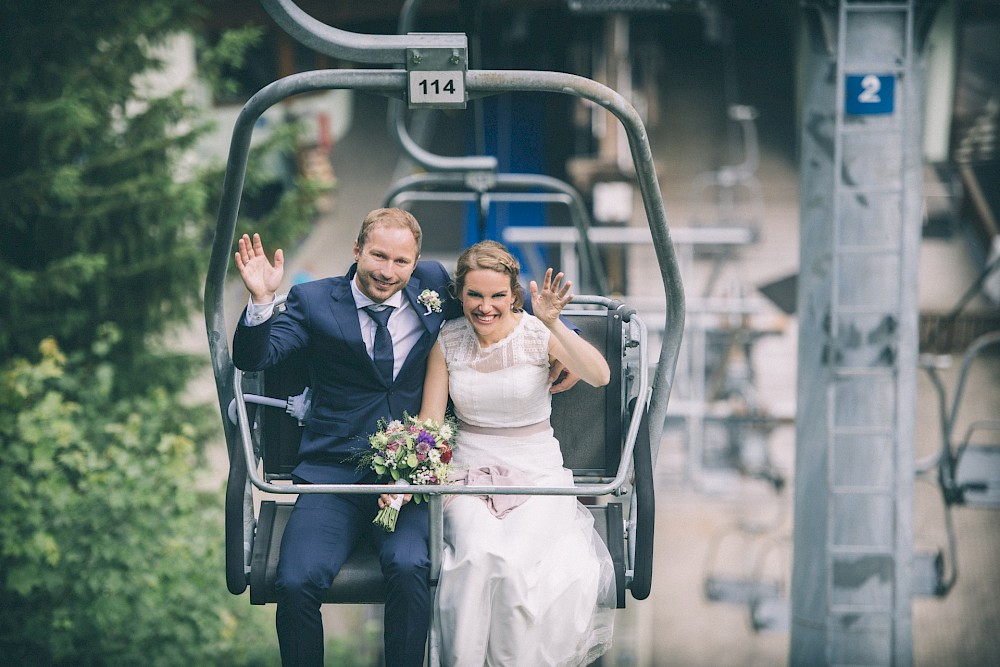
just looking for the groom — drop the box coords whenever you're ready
[233,208,451,667]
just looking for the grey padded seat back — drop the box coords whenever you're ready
[552,309,623,477]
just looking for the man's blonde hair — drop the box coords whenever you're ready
[356,208,423,255]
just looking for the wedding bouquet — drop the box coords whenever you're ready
[365,414,457,532]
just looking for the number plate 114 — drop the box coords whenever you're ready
[408,71,466,108]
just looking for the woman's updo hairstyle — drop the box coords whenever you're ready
[453,240,525,311]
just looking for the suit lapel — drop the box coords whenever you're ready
[405,275,449,335]
[328,277,378,376]
[397,273,446,382]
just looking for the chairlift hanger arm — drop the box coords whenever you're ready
[389,0,497,172]
[259,0,467,65]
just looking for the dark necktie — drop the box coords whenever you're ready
[363,305,395,383]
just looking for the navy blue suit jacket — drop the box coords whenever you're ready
[233,260,456,484]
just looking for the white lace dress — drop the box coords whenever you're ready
[431,314,616,667]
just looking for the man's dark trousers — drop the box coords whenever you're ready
[274,485,430,667]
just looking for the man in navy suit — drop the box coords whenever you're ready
[232,208,452,667]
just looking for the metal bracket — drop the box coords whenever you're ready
[406,36,468,109]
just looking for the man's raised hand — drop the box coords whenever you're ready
[235,233,284,304]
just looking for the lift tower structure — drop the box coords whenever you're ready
[792,1,943,665]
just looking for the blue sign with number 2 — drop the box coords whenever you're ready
[846,74,895,115]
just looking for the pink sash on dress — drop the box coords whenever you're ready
[447,465,532,519]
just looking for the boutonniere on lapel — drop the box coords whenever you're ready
[417,289,442,315]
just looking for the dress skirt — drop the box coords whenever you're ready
[431,427,616,667]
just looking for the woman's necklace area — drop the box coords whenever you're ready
[475,312,520,348]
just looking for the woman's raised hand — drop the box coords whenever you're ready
[235,233,284,304]
[529,268,573,326]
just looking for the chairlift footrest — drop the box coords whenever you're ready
[750,596,790,633]
[955,445,1000,508]
[704,577,781,605]
[911,549,946,597]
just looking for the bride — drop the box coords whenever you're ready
[419,240,617,666]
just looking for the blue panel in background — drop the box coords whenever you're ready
[468,94,548,246]
[845,74,895,116]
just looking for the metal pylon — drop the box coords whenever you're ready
[792,1,922,665]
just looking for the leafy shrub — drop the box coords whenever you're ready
[0,336,279,666]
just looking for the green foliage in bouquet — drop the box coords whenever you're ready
[363,414,458,531]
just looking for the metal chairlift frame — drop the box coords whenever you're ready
[384,171,611,294]
[915,331,1000,595]
[688,103,765,231]
[204,0,685,659]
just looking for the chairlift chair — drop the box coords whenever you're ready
[701,513,791,633]
[204,1,685,662]
[914,331,1000,596]
[688,103,764,232]
[232,295,651,608]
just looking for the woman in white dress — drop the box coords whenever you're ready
[419,240,617,666]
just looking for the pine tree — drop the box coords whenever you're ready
[0,0,216,371]
[0,2,327,663]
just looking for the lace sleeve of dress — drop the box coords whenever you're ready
[437,319,472,366]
